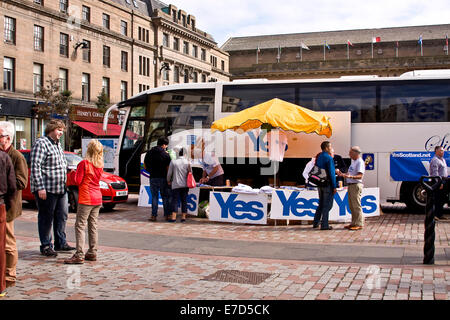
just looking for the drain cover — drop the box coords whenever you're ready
[202,270,272,285]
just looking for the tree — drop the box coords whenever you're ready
[34,76,73,119]
[34,75,74,149]
[95,90,110,114]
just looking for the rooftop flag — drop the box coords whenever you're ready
[325,41,331,50]
[301,42,310,50]
[372,37,381,43]
[418,35,423,56]
[418,35,423,45]
[347,40,353,46]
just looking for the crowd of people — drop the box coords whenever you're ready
[0,120,449,298]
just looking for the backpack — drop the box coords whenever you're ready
[308,165,329,187]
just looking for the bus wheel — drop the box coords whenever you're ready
[402,182,426,213]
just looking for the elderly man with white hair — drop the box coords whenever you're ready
[0,121,28,289]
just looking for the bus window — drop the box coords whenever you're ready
[380,80,450,122]
[122,118,145,151]
[222,84,296,112]
[298,83,377,123]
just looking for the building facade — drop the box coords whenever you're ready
[1,0,229,150]
[222,24,450,80]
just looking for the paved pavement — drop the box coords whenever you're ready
[2,196,449,300]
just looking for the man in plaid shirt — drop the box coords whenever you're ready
[31,120,75,257]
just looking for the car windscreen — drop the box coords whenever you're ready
[65,153,83,169]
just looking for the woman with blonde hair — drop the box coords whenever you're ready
[65,140,104,264]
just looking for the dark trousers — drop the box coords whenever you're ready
[34,192,68,251]
[150,178,171,217]
[0,204,6,293]
[208,174,224,186]
[313,186,334,228]
[435,180,449,218]
[171,187,189,213]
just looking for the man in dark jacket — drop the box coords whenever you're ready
[144,137,171,221]
[0,148,16,298]
[0,122,28,289]
[313,141,337,230]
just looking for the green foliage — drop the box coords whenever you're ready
[95,91,110,114]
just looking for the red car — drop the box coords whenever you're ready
[20,150,128,212]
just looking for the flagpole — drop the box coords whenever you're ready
[371,41,374,59]
[421,41,423,57]
[324,43,326,61]
[300,46,302,62]
[347,43,349,60]
[256,48,259,64]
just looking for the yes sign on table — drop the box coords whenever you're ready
[270,188,380,221]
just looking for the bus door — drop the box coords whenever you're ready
[120,118,168,192]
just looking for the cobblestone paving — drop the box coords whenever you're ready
[3,237,449,301]
[19,201,450,247]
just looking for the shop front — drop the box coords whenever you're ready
[0,97,34,150]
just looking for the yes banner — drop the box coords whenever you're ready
[138,185,200,216]
[270,188,380,222]
[390,151,450,181]
[209,192,268,225]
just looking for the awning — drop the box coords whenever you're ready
[73,121,122,136]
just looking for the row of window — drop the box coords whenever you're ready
[32,1,131,37]
[162,66,208,84]
[162,33,208,61]
[3,57,128,102]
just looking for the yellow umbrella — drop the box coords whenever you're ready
[211,98,332,138]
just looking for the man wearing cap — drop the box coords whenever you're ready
[339,146,365,231]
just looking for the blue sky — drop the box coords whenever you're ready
[164,0,450,46]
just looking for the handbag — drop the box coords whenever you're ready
[308,165,329,187]
[187,164,196,188]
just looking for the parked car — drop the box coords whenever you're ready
[20,150,128,212]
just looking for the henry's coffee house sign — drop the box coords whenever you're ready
[71,106,119,124]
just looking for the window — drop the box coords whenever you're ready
[81,73,90,102]
[192,45,198,58]
[33,63,43,93]
[201,48,206,61]
[58,68,68,92]
[163,68,169,81]
[221,60,225,71]
[139,84,150,92]
[146,30,149,43]
[193,72,198,83]
[181,14,186,27]
[4,16,16,44]
[172,10,177,22]
[82,39,91,62]
[120,20,128,36]
[138,56,150,76]
[173,37,179,51]
[210,55,218,68]
[102,77,110,98]
[183,41,189,55]
[59,33,69,57]
[201,74,206,83]
[34,25,44,51]
[82,6,90,22]
[163,33,169,47]
[174,66,179,83]
[60,0,68,13]
[34,0,43,5]
[121,51,128,71]
[103,46,110,67]
[121,81,128,101]
[102,13,110,30]
[138,27,142,41]
[184,70,189,83]
[3,57,15,91]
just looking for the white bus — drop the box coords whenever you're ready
[104,70,450,212]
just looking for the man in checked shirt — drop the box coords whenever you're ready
[31,120,75,257]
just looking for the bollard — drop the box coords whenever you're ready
[420,176,442,265]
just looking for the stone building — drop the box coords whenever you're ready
[1,0,229,150]
[222,24,450,80]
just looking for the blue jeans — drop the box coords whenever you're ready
[150,178,171,217]
[171,187,189,213]
[313,186,334,228]
[34,192,69,251]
